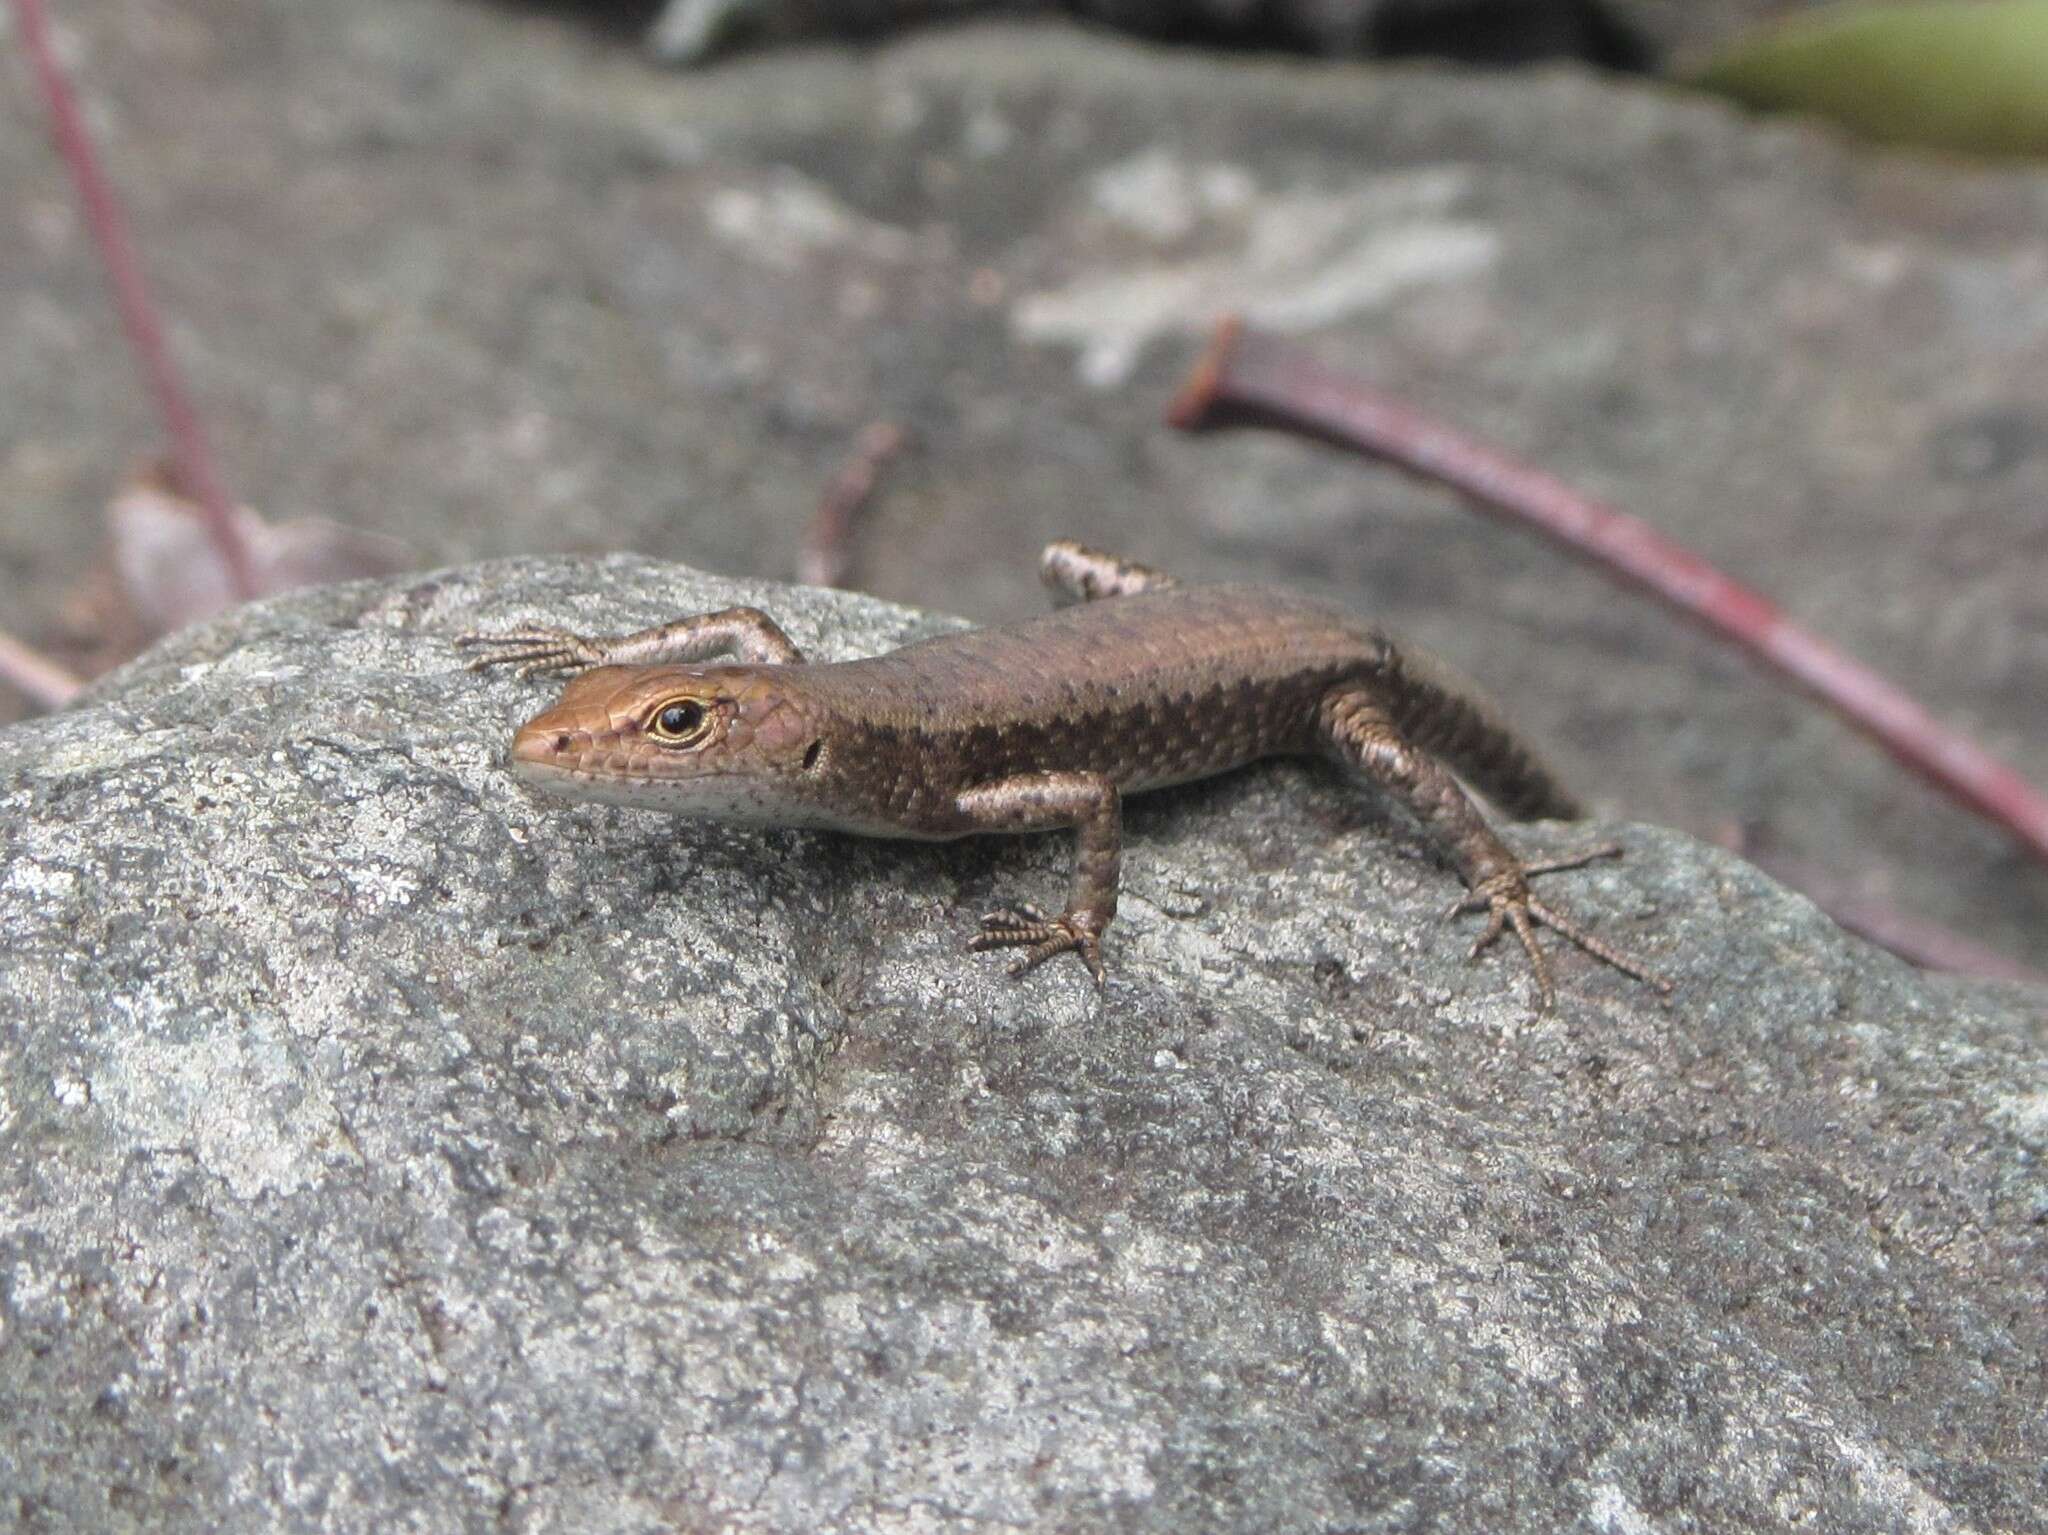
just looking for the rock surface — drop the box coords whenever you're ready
[1,560,2044,1532]
[2,14,2044,991]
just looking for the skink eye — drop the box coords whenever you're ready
[649,699,710,745]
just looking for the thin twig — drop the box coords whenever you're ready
[0,629,86,710]
[1168,317,2048,872]
[800,422,906,589]
[11,0,254,598]
[1738,845,2048,988]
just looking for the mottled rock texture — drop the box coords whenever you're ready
[5,6,2042,982]
[1,560,2043,1532]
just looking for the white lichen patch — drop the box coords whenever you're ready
[95,1004,343,1202]
[1988,1088,2048,1147]
[707,169,919,272]
[958,1180,1097,1273]
[1015,158,1497,386]
[1086,146,1257,242]
[51,1076,91,1110]
[3,856,78,901]
[1587,1481,1658,1535]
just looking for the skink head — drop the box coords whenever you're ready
[510,664,829,821]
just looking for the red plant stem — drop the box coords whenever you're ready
[0,628,85,710]
[800,422,906,589]
[1739,848,2048,987]
[1169,318,2048,871]
[11,0,253,598]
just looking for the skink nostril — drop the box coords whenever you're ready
[554,733,573,752]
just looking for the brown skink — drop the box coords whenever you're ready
[461,541,1670,1007]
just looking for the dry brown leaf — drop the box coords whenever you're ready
[107,463,412,635]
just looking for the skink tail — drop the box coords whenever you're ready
[1373,642,1583,822]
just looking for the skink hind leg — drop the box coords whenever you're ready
[1320,689,1671,1012]
[956,771,1122,983]
[1039,541,1177,606]
[458,606,806,678]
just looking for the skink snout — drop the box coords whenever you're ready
[511,717,581,774]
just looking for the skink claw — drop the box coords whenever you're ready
[1453,843,1669,1014]
[969,906,1106,985]
[456,627,607,680]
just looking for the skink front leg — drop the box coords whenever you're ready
[457,606,806,679]
[957,771,1122,982]
[1038,540,1177,607]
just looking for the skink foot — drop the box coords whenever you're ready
[455,627,607,680]
[1446,845,1672,1013]
[969,905,1106,984]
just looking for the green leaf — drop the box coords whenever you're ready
[1689,0,2048,156]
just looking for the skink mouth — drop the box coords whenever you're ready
[509,722,658,802]
[510,721,591,777]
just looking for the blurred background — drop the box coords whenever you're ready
[3,0,2044,971]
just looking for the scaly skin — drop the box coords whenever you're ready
[460,542,1672,1008]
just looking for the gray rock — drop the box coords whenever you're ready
[6,7,2043,982]
[3,558,2043,1532]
